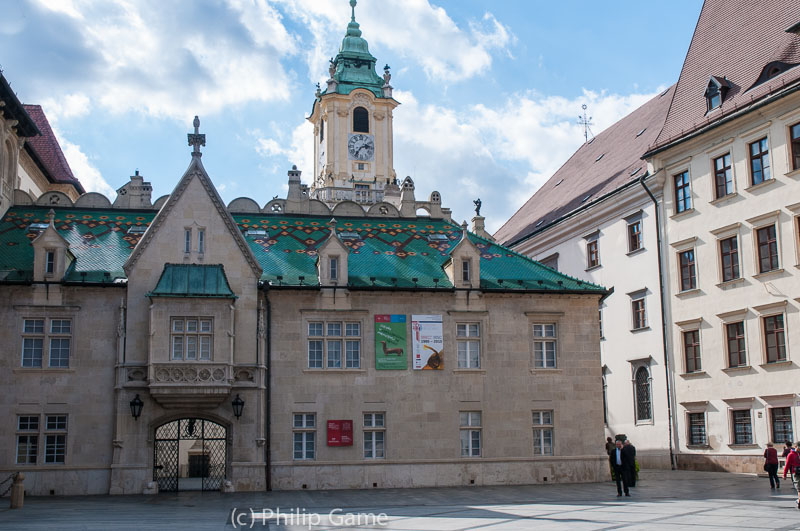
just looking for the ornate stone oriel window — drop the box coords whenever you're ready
[363,412,385,459]
[459,411,481,457]
[170,317,213,360]
[532,410,554,456]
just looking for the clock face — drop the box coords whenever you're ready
[348,133,375,161]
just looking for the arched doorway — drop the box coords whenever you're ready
[153,418,227,492]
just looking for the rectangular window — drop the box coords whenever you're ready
[329,257,338,281]
[627,221,642,252]
[363,412,385,459]
[170,317,212,360]
[749,137,770,185]
[307,320,360,369]
[16,415,39,464]
[771,407,793,445]
[184,229,191,253]
[631,297,647,330]
[674,171,691,213]
[732,410,753,445]
[459,411,481,457]
[679,250,697,291]
[44,415,67,464]
[756,225,779,273]
[457,323,480,368]
[763,314,786,363]
[586,240,599,268]
[461,259,470,282]
[791,122,800,171]
[726,321,747,368]
[532,410,554,456]
[21,318,71,368]
[532,323,557,368]
[688,413,707,446]
[683,330,701,373]
[197,229,205,254]
[292,413,315,460]
[22,318,45,368]
[720,236,740,282]
[45,250,55,275]
[713,153,733,198]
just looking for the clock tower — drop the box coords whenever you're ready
[307,0,399,208]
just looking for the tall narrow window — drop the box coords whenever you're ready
[48,319,71,368]
[713,153,733,198]
[197,229,205,254]
[293,413,316,460]
[763,314,786,363]
[44,415,67,464]
[679,250,697,291]
[586,240,599,268]
[674,171,691,213]
[756,225,779,273]
[327,322,342,368]
[631,296,647,330]
[353,107,369,133]
[726,321,747,367]
[749,137,770,185]
[307,322,323,368]
[634,366,652,421]
[363,413,385,459]
[319,119,324,142]
[22,318,44,368]
[532,410,554,456]
[329,257,339,281]
[771,407,793,445]
[461,259,471,282]
[533,323,557,368]
[683,330,701,373]
[627,220,642,252]
[457,323,480,368]
[459,412,481,457]
[45,250,55,275]
[732,410,752,444]
[345,322,361,369]
[688,413,707,445]
[184,229,191,253]
[720,236,740,282]
[791,122,800,171]
[16,415,39,464]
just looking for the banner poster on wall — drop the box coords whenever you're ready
[411,315,444,370]
[374,315,407,370]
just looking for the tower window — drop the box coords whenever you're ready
[353,107,369,133]
[45,250,55,275]
[320,120,324,142]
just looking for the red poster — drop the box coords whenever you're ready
[327,420,353,446]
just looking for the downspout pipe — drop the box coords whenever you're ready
[640,171,676,470]
[265,293,272,490]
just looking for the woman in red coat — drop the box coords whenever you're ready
[764,443,779,489]
[784,443,800,509]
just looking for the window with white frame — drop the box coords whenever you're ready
[293,413,316,460]
[459,411,481,457]
[731,409,753,444]
[198,228,205,254]
[363,412,385,459]
[457,323,480,368]
[687,412,707,446]
[329,256,339,281]
[533,323,557,368]
[44,415,67,464]
[16,415,39,464]
[461,259,471,282]
[45,250,55,276]
[21,318,72,368]
[184,229,192,253]
[171,318,212,360]
[532,410,554,456]
[307,320,361,369]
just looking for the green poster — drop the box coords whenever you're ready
[375,314,407,370]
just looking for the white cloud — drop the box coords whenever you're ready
[39,93,91,120]
[59,138,115,198]
[253,121,314,184]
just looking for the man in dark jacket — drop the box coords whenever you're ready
[623,440,637,487]
[608,439,633,496]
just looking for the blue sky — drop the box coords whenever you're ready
[0,0,702,232]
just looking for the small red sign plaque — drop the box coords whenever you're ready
[327,419,353,446]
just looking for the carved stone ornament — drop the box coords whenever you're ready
[126,368,147,382]
[153,365,228,384]
[234,369,255,382]
[336,109,348,117]
[374,112,385,121]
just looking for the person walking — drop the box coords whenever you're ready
[608,439,631,497]
[784,442,800,509]
[782,441,793,458]
[605,437,616,480]
[623,440,637,487]
[764,442,779,489]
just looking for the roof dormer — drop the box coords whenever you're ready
[31,209,71,282]
[317,218,349,286]
[443,221,481,289]
[704,76,730,112]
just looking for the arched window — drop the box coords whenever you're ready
[353,107,369,133]
[319,119,324,142]
[634,366,651,421]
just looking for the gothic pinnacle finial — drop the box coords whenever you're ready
[188,115,206,157]
[350,0,357,21]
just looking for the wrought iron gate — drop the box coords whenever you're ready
[153,418,227,492]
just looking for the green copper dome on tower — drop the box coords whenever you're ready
[324,0,387,98]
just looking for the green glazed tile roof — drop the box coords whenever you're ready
[0,205,604,293]
[148,264,235,298]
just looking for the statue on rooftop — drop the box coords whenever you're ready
[473,198,482,216]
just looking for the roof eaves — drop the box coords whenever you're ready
[0,75,40,137]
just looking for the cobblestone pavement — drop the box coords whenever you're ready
[1,470,800,530]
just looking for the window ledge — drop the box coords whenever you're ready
[630,326,651,333]
[626,247,646,257]
[302,368,367,374]
[530,368,561,374]
[585,264,602,272]
[745,178,776,192]
[680,371,708,378]
[675,288,701,298]
[753,268,784,280]
[759,361,792,368]
[453,369,486,374]
[670,207,695,220]
[709,192,738,206]
[13,368,75,374]
[722,366,752,373]
[634,419,655,426]
[728,443,760,449]
[785,168,800,178]
[686,444,712,450]
[716,277,744,289]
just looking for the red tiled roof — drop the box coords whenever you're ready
[648,0,800,154]
[494,86,674,247]
[21,104,85,194]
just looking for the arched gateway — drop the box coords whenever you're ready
[153,418,227,492]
